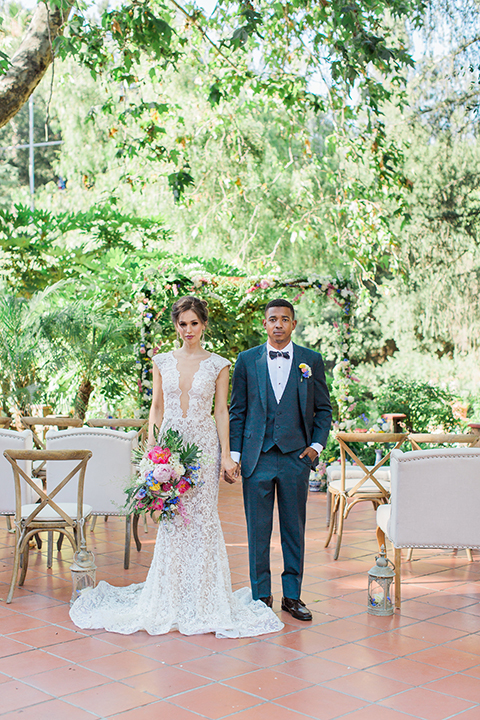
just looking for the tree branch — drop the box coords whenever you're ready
[0,0,74,128]
[167,0,241,73]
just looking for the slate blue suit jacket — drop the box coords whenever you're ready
[229,342,332,478]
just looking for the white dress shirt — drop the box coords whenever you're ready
[230,342,323,462]
[267,340,293,403]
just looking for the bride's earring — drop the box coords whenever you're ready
[174,332,181,350]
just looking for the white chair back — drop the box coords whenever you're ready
[388,447,480,549]
[45,428,137,514]
[0,429,34,513]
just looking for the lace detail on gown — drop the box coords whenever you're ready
[70,351,283,638]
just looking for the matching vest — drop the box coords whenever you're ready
[262,366,307,454]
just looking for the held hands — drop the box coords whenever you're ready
[223,455,240,484]
[299,446,319,463]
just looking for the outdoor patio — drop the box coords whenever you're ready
[0,482,479,720]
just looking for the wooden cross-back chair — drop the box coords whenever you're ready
[19,417,83,478]
[4,448,92,603]
[18,417,84,554]
[325,432,409,560]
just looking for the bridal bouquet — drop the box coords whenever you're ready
[125,428,202,523]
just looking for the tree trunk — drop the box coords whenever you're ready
[74,377,93,421]
[0,0,74,128]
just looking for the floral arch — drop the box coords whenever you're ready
[135,257,357,418]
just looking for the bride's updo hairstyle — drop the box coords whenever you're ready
[171,296,209,326]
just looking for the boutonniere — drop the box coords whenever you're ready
[299,363,312,381]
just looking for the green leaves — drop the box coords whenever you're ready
[57,1,178,83]
[220,1,263,50]
[0,204,169,295]
[379,380,458,432]
[168,170,195,202]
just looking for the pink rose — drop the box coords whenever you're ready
[161,482,173,492]
[148,446,172,464]
[153,465,175,483]
[152,498,164,511]
[177,478,191,495]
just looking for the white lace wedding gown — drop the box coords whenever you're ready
[70,351,283,638]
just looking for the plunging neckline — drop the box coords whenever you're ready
[171,351,212,419]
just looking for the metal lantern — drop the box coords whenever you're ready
[367,545,395,616]
[70,538,97,605]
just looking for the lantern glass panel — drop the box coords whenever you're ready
[368,576,394,615]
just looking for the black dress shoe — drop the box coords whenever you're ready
[258,595,273,608]
[281,597,312,621]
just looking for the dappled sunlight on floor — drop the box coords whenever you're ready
[1,483,479,719]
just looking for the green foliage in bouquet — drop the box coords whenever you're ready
[160,428,200,468]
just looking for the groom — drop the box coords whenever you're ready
[229,299,332,620]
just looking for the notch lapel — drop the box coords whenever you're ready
[294,344,308,416]
[255,344,268,414]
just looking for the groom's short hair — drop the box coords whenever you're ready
[264,298,295,319]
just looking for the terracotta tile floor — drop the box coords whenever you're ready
[1,483,480,719]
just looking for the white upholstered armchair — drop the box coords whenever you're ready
[0,429,34,530]
[376,447,480,608]
[46,427,138,568]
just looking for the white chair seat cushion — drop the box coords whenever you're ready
[376,503,391,535]
[21,503,93,521]
[328,477,390,494]
[327,466,390,482]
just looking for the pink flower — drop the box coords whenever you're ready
[152,498,164,511]
[161,482,172,492]
[148,446,171,464]
[259,279,271,289]
[177,478,191,494]
[153,465,175,483]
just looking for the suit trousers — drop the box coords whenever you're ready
[242,446,311,600]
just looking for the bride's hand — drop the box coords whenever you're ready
[223,455,239,484]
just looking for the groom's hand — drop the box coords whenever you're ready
[299,447,319,462]
[224,462,240,484]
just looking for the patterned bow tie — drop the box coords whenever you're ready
[269,350,290,359]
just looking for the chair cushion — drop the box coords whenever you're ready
[376,503,391,535]
[327,466,390,482]
[328,477,390,494]
[21,503,93,521]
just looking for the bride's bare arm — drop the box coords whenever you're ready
[148,362,164,446]
[214,365,238,482]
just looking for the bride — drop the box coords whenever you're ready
[70,295,283,637]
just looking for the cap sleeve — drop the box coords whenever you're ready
[152,352,169,372]
[213,354,231,374]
